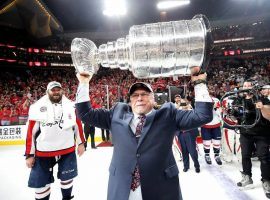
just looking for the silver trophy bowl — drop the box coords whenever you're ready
[71,38,99,74]
[71,14,212,78]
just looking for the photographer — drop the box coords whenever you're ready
[236,80,270,199]
[257,85,270,121]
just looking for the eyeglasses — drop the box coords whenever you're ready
[130,92,151,99]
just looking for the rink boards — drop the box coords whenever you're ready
[0,125,26,145]
[0,125,103,145]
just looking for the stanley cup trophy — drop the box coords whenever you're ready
[71,14,212,79]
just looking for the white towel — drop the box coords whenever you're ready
[28,95,76,129]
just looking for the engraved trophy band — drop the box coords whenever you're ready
[71,14,212,78]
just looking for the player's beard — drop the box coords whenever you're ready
[49,93,62,103]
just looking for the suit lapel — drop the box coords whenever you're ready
[123,112,134,137]
[138,110,157,148]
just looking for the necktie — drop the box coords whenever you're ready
[135,115,146,139]
[131,114,146,191]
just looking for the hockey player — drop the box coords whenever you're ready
[220,97,241,163]
[25,81,86,200]
[201,96,223,165]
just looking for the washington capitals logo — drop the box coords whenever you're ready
[40,106,47,112]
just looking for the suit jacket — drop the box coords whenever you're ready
[76,101,213,200]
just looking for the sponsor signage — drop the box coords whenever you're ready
[0,125,26,145]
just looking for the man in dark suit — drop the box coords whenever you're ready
[75,70,213,200]
[83,123,97,149]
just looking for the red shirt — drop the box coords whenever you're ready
[19,105,29,116]
[11,95,20,104]
[10,108,19,122]
[1,109,11,121]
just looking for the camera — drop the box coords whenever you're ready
[180,103,187,106]
[220,87,261,129]
[227,105,244,119]
[226,94,246,119]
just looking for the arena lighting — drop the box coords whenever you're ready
[35,61,41,66]
[228,50,235,56]
[0,0,16,14]
[243,48,270,53]
[157,0,190,10]
[18,47,27,51]
[0,58,17,62]
[7,45,16,48]
[50,63,73,67]
[34,0,61,28]
[44,50,71,54]
[28,61,33,66]
[6,59,17,62]
[28,61,47,67]
[103,0,127,16]
[214,37,254,44]
[28,48,45,53]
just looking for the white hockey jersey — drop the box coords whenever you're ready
[25,95,85,157]
[202,97,222,128]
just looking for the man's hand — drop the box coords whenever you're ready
[255,101,264,109]
[76,72,93,84]
[190,66,207,82]
[26,157,35,168]
[190,66,201,76]
[77,143,86,157]
[255,102,270,120]
[191,72,207,82]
